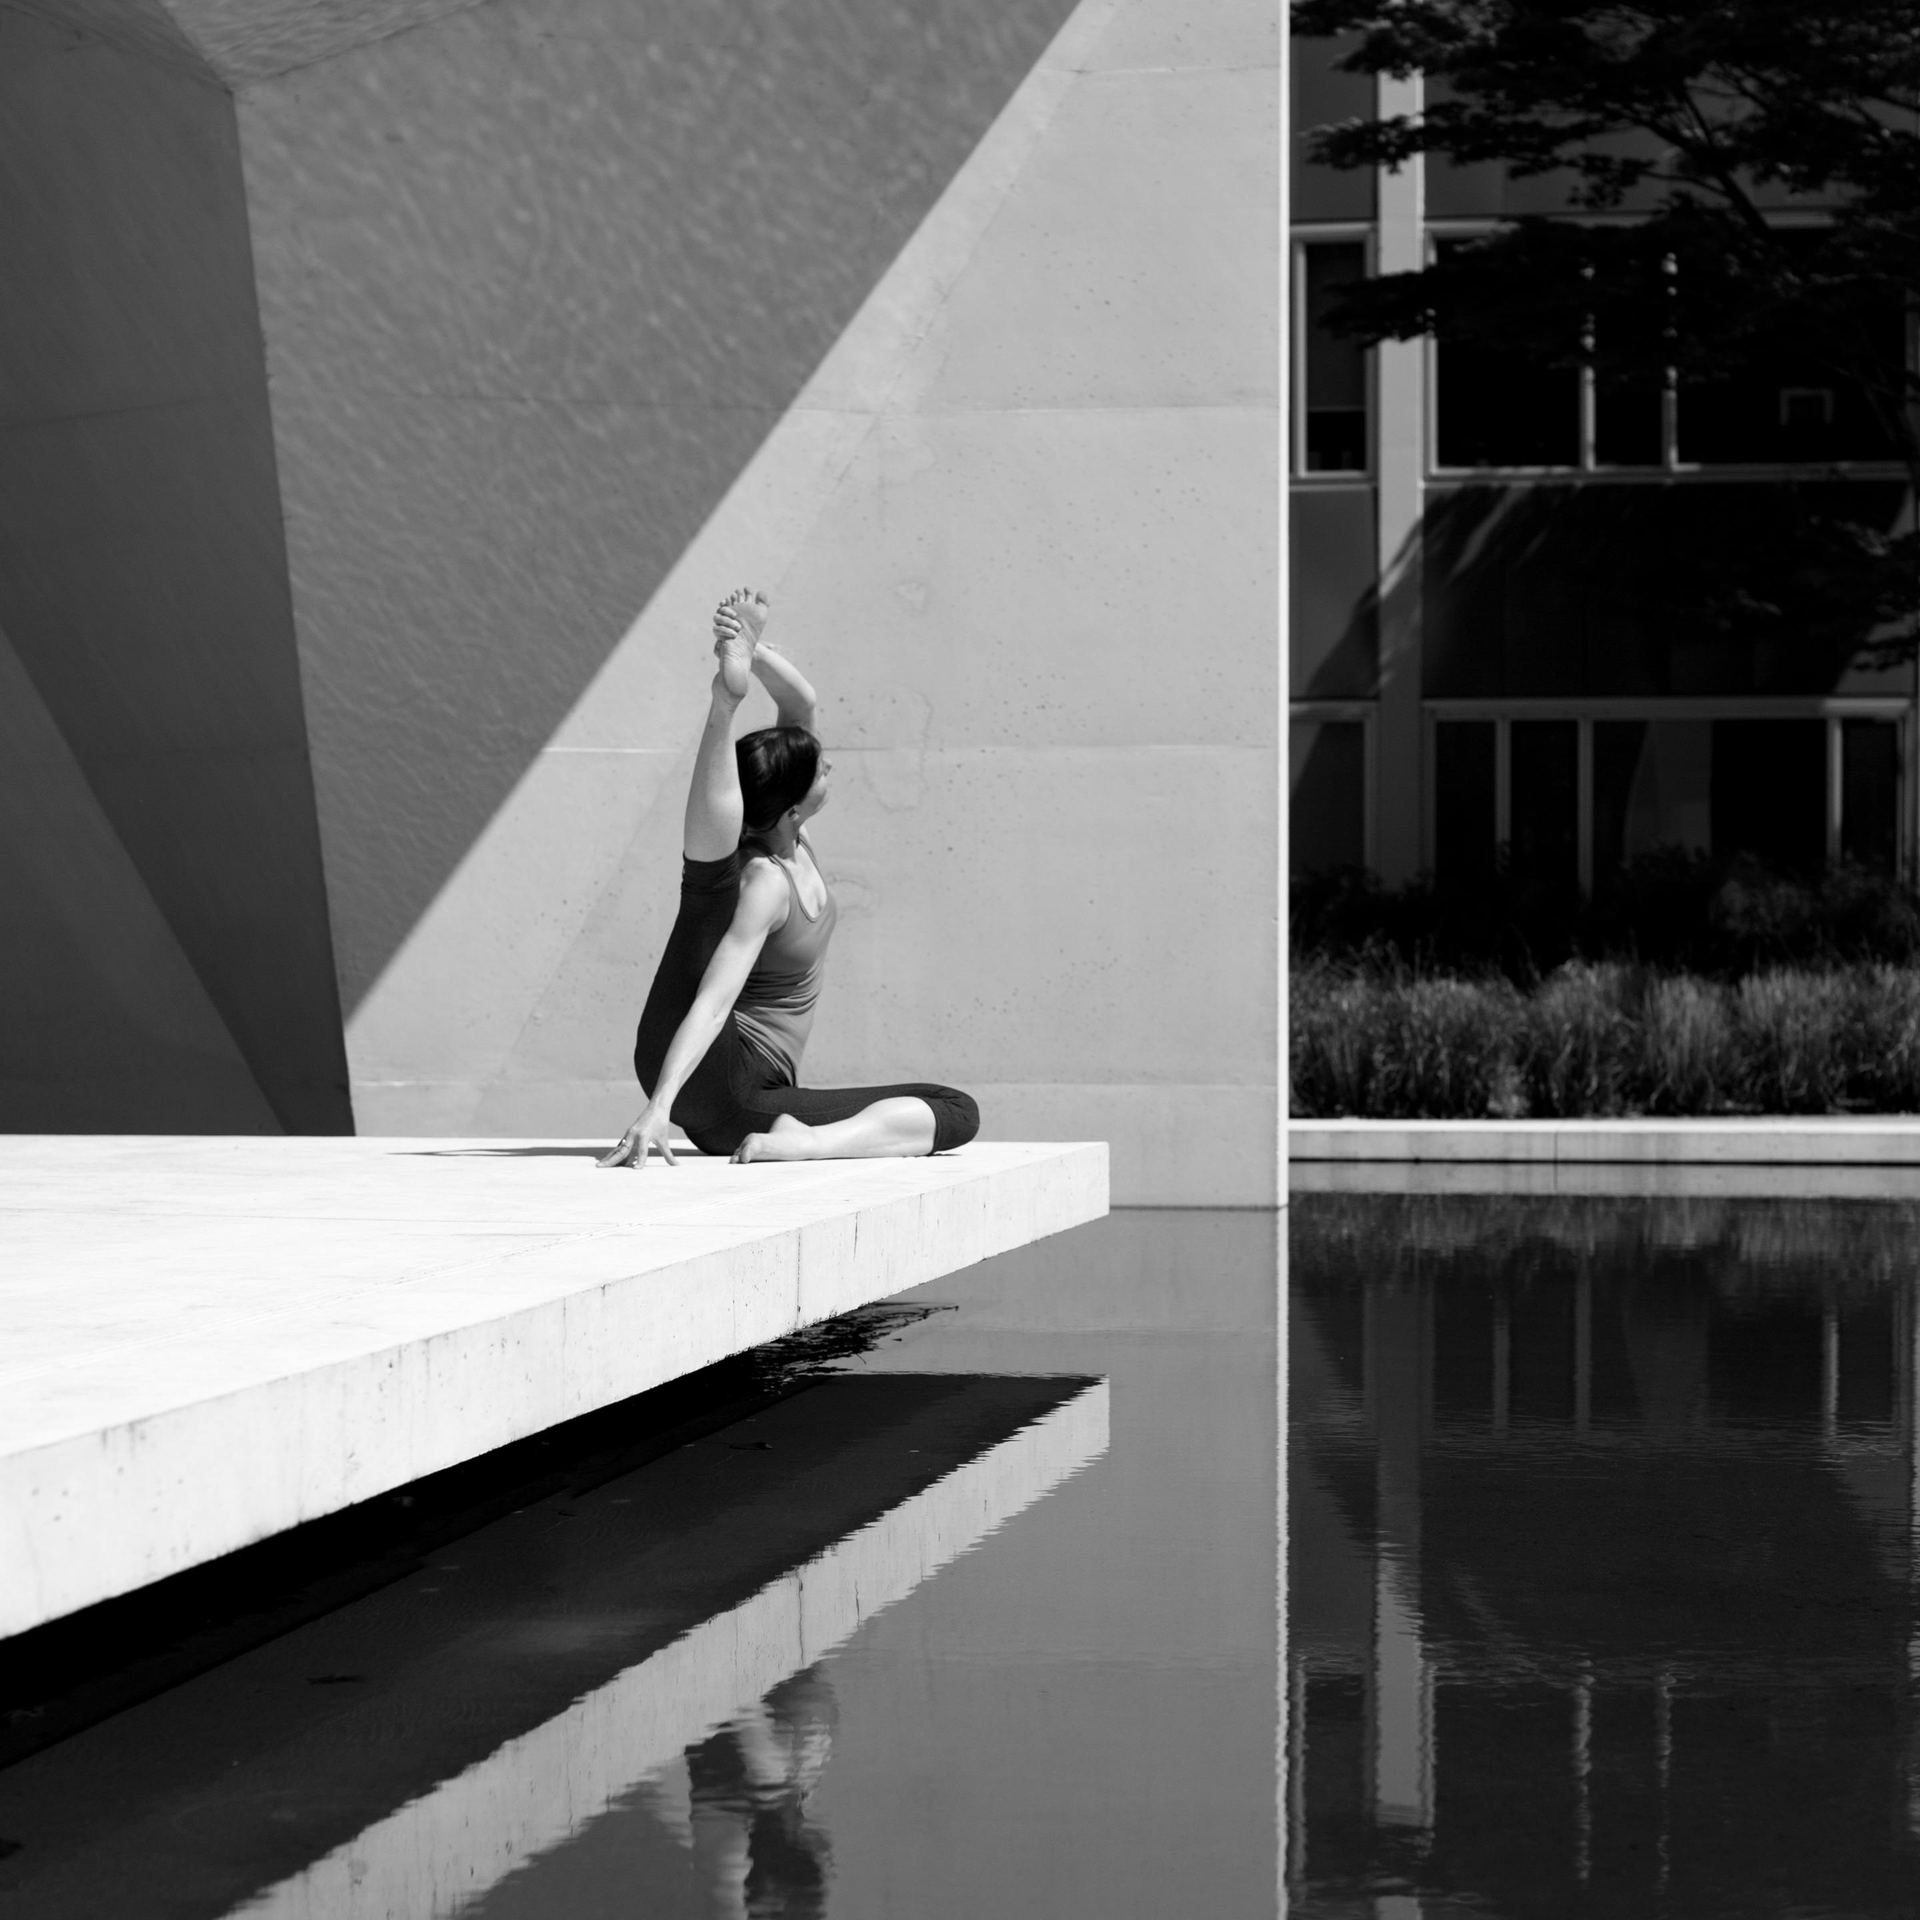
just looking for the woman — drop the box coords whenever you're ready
[598,590,978,1169]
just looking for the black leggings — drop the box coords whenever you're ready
[633,849,979,1158]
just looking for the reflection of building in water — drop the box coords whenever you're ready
[1289,1195,1920,1918]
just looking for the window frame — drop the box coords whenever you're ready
[1422,696,1911,888]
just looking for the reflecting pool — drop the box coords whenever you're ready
[1289,1188,1920,1920]
[0,1209,1276,1919]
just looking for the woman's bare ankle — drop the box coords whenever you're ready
[731,1115,812,1164]
[713,638,752,703]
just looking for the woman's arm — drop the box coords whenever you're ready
[598,869,788,1168]
[714,592,819,733]
[750,639,818,734]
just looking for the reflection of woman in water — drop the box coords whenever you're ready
[599,590,979,1170]
[687,1667,839,1918]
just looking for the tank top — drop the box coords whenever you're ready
[733,832,837,1082]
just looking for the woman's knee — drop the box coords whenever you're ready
[930,1088,979,1154]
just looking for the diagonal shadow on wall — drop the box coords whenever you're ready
[236,0,1088,1014]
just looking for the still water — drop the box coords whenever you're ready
[0,1210,1275,1920]
[1290,1186,1920,1920]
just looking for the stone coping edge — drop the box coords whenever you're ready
[1290,1118,1920,1165]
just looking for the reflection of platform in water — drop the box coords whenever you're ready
[0,1371,1107,1920]
[0,1136,1107,1635]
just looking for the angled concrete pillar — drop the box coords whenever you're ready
[0,8,350,1130]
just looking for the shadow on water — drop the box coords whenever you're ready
[1290,1190,1920,1920]
[0,1208,1278,1918]
[0,1303,949,1772]
[0,1359,1105,1919]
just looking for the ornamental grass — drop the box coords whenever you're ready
[1290,956,1920,1119]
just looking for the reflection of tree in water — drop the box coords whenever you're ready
[1295,1189,1920,1301]
[688,1666,839,1918]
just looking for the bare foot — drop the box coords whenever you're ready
[732,1113,811,1164]
[720,586,771,646]
[712,613,753,701]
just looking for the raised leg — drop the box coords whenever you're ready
[732,1099,938,1163]
[682,621,755,861]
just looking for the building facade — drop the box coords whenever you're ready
[1291,41,1920,894]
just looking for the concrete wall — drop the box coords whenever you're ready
[0,9,349,1131]
[237,0,1281,1203]
[4,0,1278,1202]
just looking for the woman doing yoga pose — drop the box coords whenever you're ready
[598,591,978,1170]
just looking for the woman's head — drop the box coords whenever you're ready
[738,725,827,836]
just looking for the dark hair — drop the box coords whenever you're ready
[737,725,820,835]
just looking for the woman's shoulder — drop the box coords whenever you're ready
[734,853,791,926]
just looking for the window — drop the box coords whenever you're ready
[1509,720,1579,887]
[1430,227,1909,473]
[1292,715,1370,874]
[1596,719,1826,872]
[1843,719,1901,870]
[1433,720,1495,884]
[1300,241,1369,473]
[1432,718,1580,889]
[1432,706,1905,887]
[1434,340,1581,469]
[1676,338,1903,467]
[1432,236,1581,469]
[1676,231,1905,466]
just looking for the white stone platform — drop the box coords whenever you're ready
[0,1137,1108,1638]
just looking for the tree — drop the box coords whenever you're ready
[1294,0,1920,658]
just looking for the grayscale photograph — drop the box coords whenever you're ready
[0,0,1280,1914]
[1292,7,1920,1919]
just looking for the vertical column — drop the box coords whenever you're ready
[1492,1289,1511,1434]
[1278,133,1290,1206]
[1373,75,1426,884]
[1572,1659,1594,1886]
[1827,716,1845,865]
[1287,1653,1308,1907]
[1908,701,1918,885]
[1906,1284,1920,1835]
[1368,1278,1435,1837]
[1654,1667,1674,1897]
[1901,317,1920,884]
[1278,1221,1294,1914]
[1576,717,1595,896]
[1493,719,1512,851]
[1574,1267,1593,1435]
[1822,1303,1840,1445]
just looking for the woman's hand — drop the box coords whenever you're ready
[597,1102,679,1169]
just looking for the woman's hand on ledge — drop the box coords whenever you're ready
[597,1103,679,1169]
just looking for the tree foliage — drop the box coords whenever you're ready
[1295,0,1920,654]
